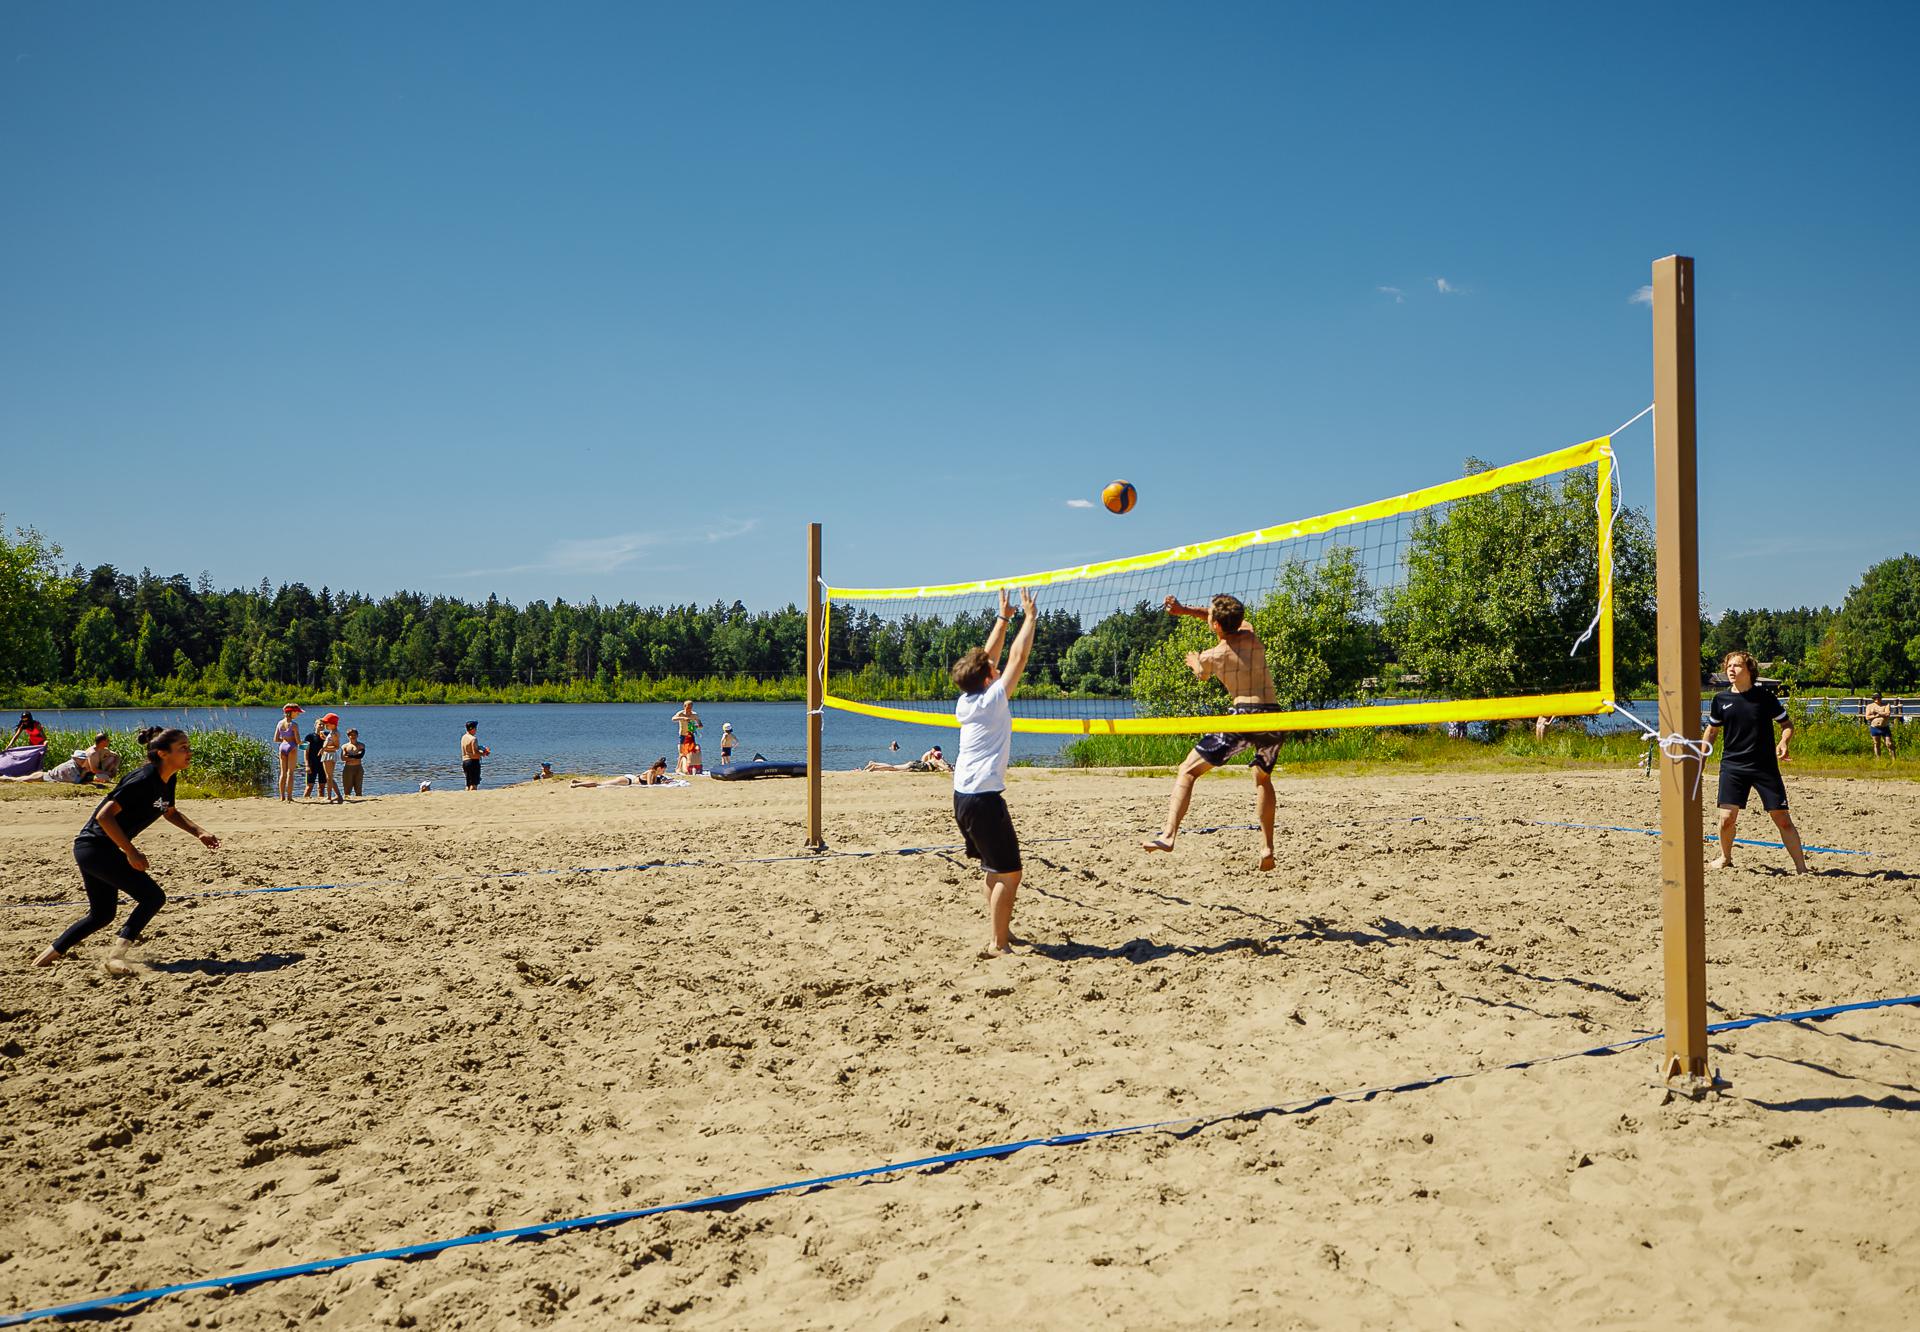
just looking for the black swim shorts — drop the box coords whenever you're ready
[953,790,1021,874]
[1717,764,1788,812]
[1191,704,1285,772]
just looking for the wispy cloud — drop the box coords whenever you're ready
[1066,498,1096,509]
[454,518,759,578]
[1435,277,1463,294]
[1629,284,1654,305]
[1376,285,1405,304]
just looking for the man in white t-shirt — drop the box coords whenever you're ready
[951,586,1039,955]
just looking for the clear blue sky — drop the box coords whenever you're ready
[4,3,1915,616]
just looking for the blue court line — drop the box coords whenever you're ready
[5,990,1916,1328]
[0,819,1876,915]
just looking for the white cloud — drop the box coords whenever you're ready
[455,518,759,578]
[1065,498,1095,509]
[1435,277,1461,294]
[1629,284,1654,305]
[1377,285,1405,303]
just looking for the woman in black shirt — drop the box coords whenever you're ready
[32,726,222,975]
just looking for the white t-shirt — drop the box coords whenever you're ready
[953,678,1012,795]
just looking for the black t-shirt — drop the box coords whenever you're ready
[1709,685,1788,770]
[80,762,176,844]
[305,730,326,763]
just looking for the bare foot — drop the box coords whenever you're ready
[1259,853,1275,872]
[978,942,1012,959]
[103,956,138,977]
[32,945,63,967]
[1712,856,1733,869]
[1141,836,1175,854]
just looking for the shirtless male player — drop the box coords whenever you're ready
[1141,593,1283,870]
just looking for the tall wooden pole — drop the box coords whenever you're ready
[1652,255,1707,1082]
[805,523,826,851]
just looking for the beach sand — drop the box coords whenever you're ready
[2,767,1917,1328]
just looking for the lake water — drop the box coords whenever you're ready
[22,702,1079,796]
[24,698,1670,797]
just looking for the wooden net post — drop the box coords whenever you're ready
[805,522,826,851]
[1652,254,1707,1084]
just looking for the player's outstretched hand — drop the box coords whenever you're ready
[199,832,220,850]
[1163,594,1181,615]
[1019,587,1037,618]
[997,587,1011,620]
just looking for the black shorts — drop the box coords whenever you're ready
[1191,705,1284,772]
[953,790,1021,874]
[1717,764,1787,812]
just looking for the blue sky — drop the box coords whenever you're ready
[4,2,1915,616]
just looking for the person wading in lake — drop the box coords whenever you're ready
[33,726,221,975]
[461,721,488,791]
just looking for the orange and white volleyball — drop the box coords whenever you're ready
[1101,480,1137,514]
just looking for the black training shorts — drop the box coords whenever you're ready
[1717,763,1788,812]
[1191,704,1284,773]
[953,790,1021,874]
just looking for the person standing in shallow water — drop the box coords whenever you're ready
[460,721,488,791]
[33,726,220,975]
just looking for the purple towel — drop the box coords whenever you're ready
[0,744,47,778]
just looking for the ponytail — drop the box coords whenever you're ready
[137,726,187,763]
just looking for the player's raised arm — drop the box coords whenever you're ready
[1000,589,1040,695]
[981,587,1012,662]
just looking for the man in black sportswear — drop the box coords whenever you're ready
[1702,650,1809,873]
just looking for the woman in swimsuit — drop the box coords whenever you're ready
[274,704,302,802]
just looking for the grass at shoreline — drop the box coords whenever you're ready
[0,728,271,800]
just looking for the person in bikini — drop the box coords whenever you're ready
[1141,593,1282,870]
[865,744,950,773]
[572,758,672,788]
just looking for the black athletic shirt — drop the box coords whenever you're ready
[1708,685,1788,770]
[80,762,177,844]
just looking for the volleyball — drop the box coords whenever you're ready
[1102,480,1137,514]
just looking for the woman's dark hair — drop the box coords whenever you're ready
[93,732,110,745]
[136,726,188,761]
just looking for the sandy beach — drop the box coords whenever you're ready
[2,766,1916,1328]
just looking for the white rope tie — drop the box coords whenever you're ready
[1608,701,1712,801]
[1609,403,1653,438]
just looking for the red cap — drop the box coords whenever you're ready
[321,713,339,724]
[284,704,303,714]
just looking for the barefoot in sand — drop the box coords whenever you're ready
[1259,853,1275,872]
[32,945,62,967]
[1142,836,1175,854]
[1712,855,1733,870]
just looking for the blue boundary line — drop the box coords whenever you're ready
[5,990,1916,1328]
[0,819,1876,914]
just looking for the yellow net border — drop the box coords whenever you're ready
[823,435,1615,735]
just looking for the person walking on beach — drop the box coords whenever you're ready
[1864,692,1897,758]
[1141,594,1282,871]
[719,722,735,766]
[32,726,221,975]
[952,587,1039,956]
[274,705,302,801]
[1703,650,1809,873]
[339,728,366,798]
[461,721,488,790]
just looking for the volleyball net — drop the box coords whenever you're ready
[821,435,1619,736]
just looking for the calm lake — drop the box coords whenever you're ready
[24,702,1077,796]
[25,698,1672,797]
